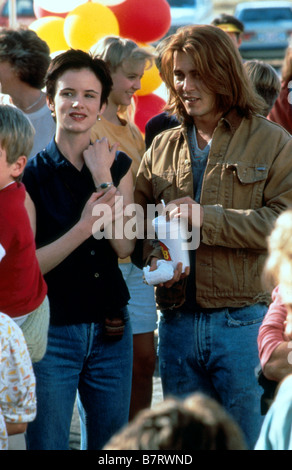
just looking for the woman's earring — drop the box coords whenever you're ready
[97,114,101,121]
[49,103,55,118]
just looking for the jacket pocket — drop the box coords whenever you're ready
[227,163,268,209]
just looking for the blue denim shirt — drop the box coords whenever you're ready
[23,138,131,325]
[183,126,210,309]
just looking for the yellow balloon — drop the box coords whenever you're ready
[29,17,69,54]
[136,44,162,96]
[64,2,119,52]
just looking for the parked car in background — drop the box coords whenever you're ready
[234,1,292,61]
[166,0,213,35]
[0,0,35,27]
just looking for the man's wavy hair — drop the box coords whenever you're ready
[0,29,50,89]
[161,25,265,124]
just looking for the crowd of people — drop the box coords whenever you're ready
[1,12,292,451]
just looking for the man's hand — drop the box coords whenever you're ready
[165,196,204,227]
[149,256,190,288]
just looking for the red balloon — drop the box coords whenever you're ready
[109,0,171,43]
[134,93,166,134]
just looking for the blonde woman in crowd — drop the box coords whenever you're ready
[90,36,157,419]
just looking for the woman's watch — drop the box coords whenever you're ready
[95,182,114,192]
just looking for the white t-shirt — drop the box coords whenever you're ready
[25,104,56,159]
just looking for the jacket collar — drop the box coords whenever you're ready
[221,108,244,134]
[168,108,244,142]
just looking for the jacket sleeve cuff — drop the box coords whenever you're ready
[201,204,223,245]
[143,240,163,266]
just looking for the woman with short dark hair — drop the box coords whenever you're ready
[23,49,135,450]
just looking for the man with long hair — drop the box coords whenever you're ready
[135,25,292,449]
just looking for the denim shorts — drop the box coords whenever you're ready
[119,262,157,334]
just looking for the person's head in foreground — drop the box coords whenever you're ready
[103,394,247,450]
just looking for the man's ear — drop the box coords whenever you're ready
[11,155,27,179]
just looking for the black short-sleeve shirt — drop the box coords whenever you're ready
[23,138,131,326]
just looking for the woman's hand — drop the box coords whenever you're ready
[34,187,125,275]
[83,137,119,183]
[80,186,123,237]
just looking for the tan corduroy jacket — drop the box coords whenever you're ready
[135,109,292,310]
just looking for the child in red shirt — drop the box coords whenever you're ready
[0,104,49,362]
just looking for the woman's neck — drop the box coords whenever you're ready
[55,130,91,170]
[102,100,122,126]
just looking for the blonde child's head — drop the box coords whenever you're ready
[0,104,35,169]
[264,210,292,304]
